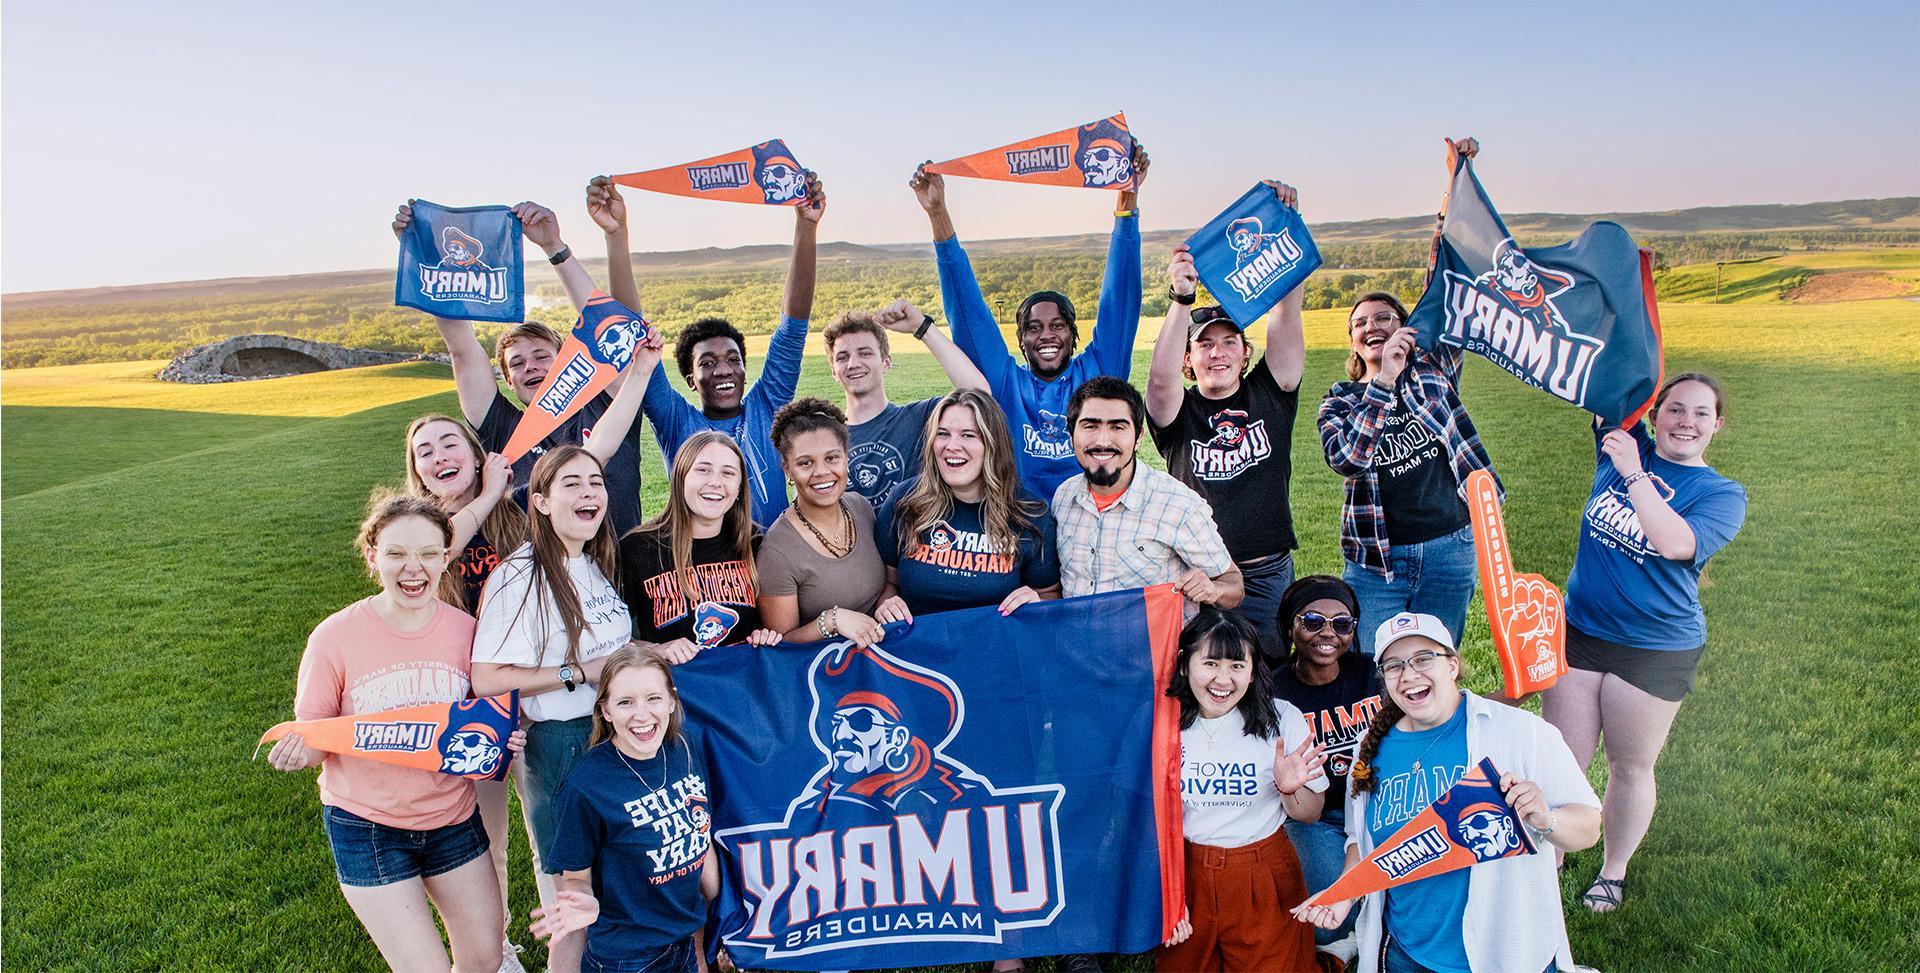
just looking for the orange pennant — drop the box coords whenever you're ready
[927,114,1138,192]
[611,139,809,206]
[1466,469,1568,698]
[501,291,650,462]
[255,693,519,781]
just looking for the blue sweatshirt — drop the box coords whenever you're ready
[641,314,808,527]
[936,215,1142,499]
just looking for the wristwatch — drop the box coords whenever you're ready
[1167,286,1196,306]
[914,313,936,340]
[548,245,572,266]
[558,664,577,692]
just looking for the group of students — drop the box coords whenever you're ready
[267,139,1748,973]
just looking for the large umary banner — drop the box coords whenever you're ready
[674,586,1185,970]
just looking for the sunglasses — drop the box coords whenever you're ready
[1191,306,1239,328]
[1295,611,1356,636]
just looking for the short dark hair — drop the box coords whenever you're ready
[674,317,747,379]
[1164,606,1282,739]
[770,396,849,455]
[1017,290,1078,342]
[1067,375,1145,432]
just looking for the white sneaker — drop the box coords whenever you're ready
[1323,931,1359,963]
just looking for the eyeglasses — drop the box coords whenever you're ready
[1377,650,1455,680]
[1349,311,1399,331]
[1295,611,1356,636]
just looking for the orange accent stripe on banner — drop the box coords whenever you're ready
[1142,583,1187,941]
[1619,247,1666,430]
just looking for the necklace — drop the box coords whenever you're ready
[1404,705,1465,776]
[796,498,855,558]
[614,744,664,792]
[1194,710,1233,749]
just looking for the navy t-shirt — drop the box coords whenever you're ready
[1372,407,1468,546]
[453,527,502,610]
[548,740,712,962]
[477,389,646,536]
[847,398,940,503]
[874,477,1060,616]
[1565,422,1746,650]
[1367,695,1471,973]
[1272,652,1382,825]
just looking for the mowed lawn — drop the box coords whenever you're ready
[4,300,1919,971]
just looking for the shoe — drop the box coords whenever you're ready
[1059,955,1105,973]
[1323,931,1358,964]
[1582,875,1627,913]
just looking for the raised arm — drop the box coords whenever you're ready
[587,175,641,311]
[395,201,496,426]
[783,172,824,323]
[1147,244,1195,428]
[911,164,1012,387]
[515,201,594,311]
[583,333,663,466]
[1319,330,1413,476]
[1085,145,1149,377]
[872,300,988,393]
[1259,180,1306,392]
[450,452,512,553]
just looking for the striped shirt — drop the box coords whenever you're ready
[1052,464,1234,598]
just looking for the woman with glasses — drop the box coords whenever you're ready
[1316,139,1501,656]
[1294,612,1600,973]
[1147,180,1309,662]
[1542,374,1747,914]
[1270,576,1380,961]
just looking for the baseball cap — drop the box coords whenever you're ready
[1188,304,1244,339]
[1373,612,1456,657]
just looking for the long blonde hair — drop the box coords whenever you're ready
[402,414,528,607]
[503,446,619,670]
[628,430,758,605]
[588,645,685,749]
[891,389,1042,557]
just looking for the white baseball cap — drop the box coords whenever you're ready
[1374,612,1456,656]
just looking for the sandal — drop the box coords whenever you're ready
[1583,875,1627,913]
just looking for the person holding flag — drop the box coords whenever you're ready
[908,147,1149,500]
[1148,180,1308,661]
[1542,374,1747,914]
[826,299,989,504]
[393,201,654,536]
[587,172,826,527]
[267,493,525,973]
[1294,612,1600,973]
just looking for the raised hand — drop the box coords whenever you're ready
[391,200,416,240]
[586,175,628,235]
[1600,429,1643,478]
[1274,736,1328,796]
[529,889,600,941]
[513,201,565,254]
[1262,179,1298,210]
[796,171,826,225]
[632,331,666,374]
[873,299,926,334]
[1168,245,1198,296]
[909,162,946,213]
[1377,329,1417,385]
[1129,142,1151,192]
[478,452,512,502]
[1454,136,1481,159]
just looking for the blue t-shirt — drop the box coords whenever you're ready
[874,476,1060,616]
[1565,423,1746,650]
[847,397,940,503]
[547,740,712,963]
[1367,694,1471,973]
[935,216,1142,501]
[640,315,808,527]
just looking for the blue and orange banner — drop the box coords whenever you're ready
[1406,144,1664,427]
[501,291,652,462]
[673,585,1184,970]
[1184,182,1322,326]
[1305,758,1535,906]
[928,114,1139,192]
[255,692,519,781]
[395,199,525,323]
[1467,470,1568,698]
[612,140,809,206]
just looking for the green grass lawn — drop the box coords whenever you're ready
[1655,249,1920,304]
[5,300,1919,970]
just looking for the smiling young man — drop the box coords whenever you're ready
[1051,376,1243,609]
[1146,180,1307,658]
[587,173,825,526]
[826,299,988,503]
[909,148,1148,501]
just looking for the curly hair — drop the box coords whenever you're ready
[674,317,747,380]
[770,397,849,455]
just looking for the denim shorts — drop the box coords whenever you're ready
[584,936,698,973]
[321,805,489,888]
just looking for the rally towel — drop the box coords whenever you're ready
[501,291,651,462]
[395,200,525,323]
[928,114,1139,192]
[674,586,1185,970]
[1406,146,1664,427]
[1306,757,1534,906]
[255,693,518,781]
[1184,183,1322,326]
[612,140,809,206]
[1467,469,1568,698]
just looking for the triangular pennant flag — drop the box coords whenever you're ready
[395,199,525,323]
[501,291,652,462]
[1305,758,1536,906]
[1184,182,1323,325]
[255,692,519,781]
[927,113,1138,192]
[1466,470,1568,698]
[611,140,809,206]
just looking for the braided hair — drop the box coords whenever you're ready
[1347,694,1406,795]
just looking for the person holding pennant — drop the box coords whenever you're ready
[827,300,989,504]
[394,201,654,537]
[268,493,526,973]
[1293,613,1600,973]
[588,171,826,527]
[1542,374,1747,913]
[1317,140,1500,656]
[1148,180,1309,661]
[909,142,1149,501]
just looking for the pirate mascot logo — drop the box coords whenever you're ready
[752,140,808,205]
[419,225,510,304]
[1439,238,1604,405]
[1074,117,1135,189]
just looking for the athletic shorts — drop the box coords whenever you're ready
[322,805,489,888]
[1565,625,1704,702]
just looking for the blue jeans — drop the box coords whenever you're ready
[584,936,698,973]
[1239,552,1296,666]
[1285,817,1355,945]
[519,715,593,868]
[1343,524,1477,656]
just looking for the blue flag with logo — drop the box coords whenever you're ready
[673,587,1187,970]
[1407,154,1664,426]
[395,199,525,323]
[1184,183,1322,327]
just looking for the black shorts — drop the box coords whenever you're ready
[1565,625,1703,702]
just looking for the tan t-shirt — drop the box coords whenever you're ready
[759,493,886,621]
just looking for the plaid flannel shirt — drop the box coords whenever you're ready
[1052,464,1234,598]
[1316,342,1503,579]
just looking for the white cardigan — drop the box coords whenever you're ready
[1344,692,1600,973]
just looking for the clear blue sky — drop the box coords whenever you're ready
[4,0,1916,292]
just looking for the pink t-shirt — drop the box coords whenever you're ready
[294,598,479,830]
